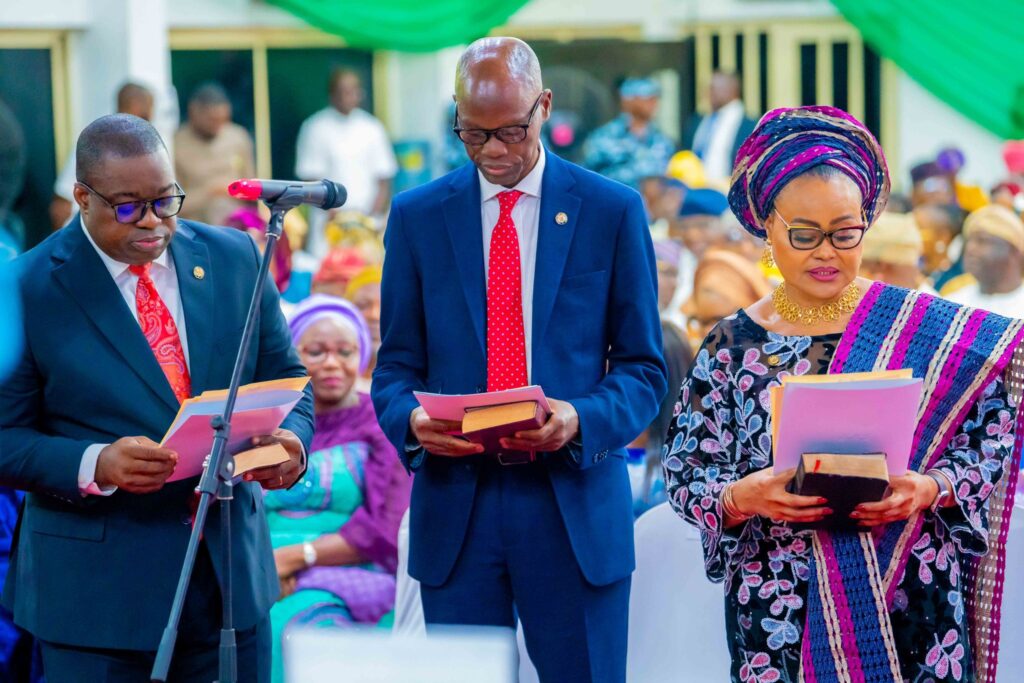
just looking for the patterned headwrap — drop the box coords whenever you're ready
[728,105,890,239]
[288,294,372,374]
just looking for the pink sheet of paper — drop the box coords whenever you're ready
[413,385,551,427]
[772,379,923,476]
[163,398,302,482]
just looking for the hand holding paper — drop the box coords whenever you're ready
[95,436,179,494]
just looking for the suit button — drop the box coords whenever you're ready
[476,385,484,393]
[180,515,193,526]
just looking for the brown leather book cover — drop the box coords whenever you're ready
[461,401,547,453]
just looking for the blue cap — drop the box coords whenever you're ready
[619,78,661,99]
[679,188,729,218]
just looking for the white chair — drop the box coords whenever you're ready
[393,509,425,635]
[627,503,731,682]
[997,500,1024,676]
[392,508,541,681]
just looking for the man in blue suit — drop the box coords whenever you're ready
[0,114,314,681]
[372,38,667,682]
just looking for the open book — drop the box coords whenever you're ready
[161,376,309,481]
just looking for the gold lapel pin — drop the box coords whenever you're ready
[555,212,569,225]
[193,266,205,280]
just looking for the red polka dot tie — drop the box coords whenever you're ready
[129,263,192,403]
[486,190,528,392]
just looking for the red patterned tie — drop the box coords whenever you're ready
[487,190,528,392]
[129,263,191,403]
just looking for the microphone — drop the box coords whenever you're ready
[228,178,347,210]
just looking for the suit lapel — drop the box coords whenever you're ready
[168,221,213,394]
[51,218,180,412]
[532,153,580,347]
[442,165,487,360]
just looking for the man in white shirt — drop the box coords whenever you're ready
[948,204,1024,317]
[684,71,757,182]
[295,69,398,257]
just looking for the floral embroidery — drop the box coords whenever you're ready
[661,311,1015,682]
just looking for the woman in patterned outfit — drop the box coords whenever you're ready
[663,106,1023,683]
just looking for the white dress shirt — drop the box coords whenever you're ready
[948,282,1024,318]
[78,222,191,495]
[693,99,746,181]
[479,145,546,382]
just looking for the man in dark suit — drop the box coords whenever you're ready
[0,114,314,682]
[372,38,667,682]
[682,71,757,182]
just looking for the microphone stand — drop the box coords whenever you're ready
[152,193,301,683]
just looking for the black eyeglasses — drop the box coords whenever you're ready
[453,92,544,146]
[78,181,186,224]
[774,210,867,250]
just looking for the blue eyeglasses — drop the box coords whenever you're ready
[78,181,186,224]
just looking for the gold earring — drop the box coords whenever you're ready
[761,242,776,269]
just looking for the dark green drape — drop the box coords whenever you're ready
[266,0,532,52]
[830,0,1024,139]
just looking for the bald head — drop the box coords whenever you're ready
[455,37,542,102]
[452,37,550,188]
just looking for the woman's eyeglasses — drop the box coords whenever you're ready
[299,345,357,365]
[78,181,186,224]
[453,92,544,146]
[774,210,867,251]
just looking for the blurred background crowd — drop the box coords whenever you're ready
[1,0,1023,679]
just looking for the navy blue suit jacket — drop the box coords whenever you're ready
[0,218,314,650]
[371,152,667,588]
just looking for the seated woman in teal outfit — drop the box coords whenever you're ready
[266,294,411,682]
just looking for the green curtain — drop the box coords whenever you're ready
[266,0,532,52]
[830,0,1024,139]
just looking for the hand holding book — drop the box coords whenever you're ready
[849,472,942,527]
[726,468,832,528]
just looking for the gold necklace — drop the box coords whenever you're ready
[771,282,861,325]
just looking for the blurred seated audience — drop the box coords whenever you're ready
[914,203,966,290]
[947,205,1024,317]
[665,188,730,327]
[174,82,256,225]
[859,212,934,293]
[267,294,411,683]
[344,265,383,387]
[992,181,1023,214]
[224,205,292,293]
[665,150,707,189]
[639,175,686,240]
[682,248,770,346]
[910,160,957,208]
[643,239,694,509]
[312,247,369,299]
[935,146,989,213]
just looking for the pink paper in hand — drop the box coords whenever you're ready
[772,380,923,476]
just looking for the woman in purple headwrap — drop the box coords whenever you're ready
[264,294,411,683]
[663,106,1024,682]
